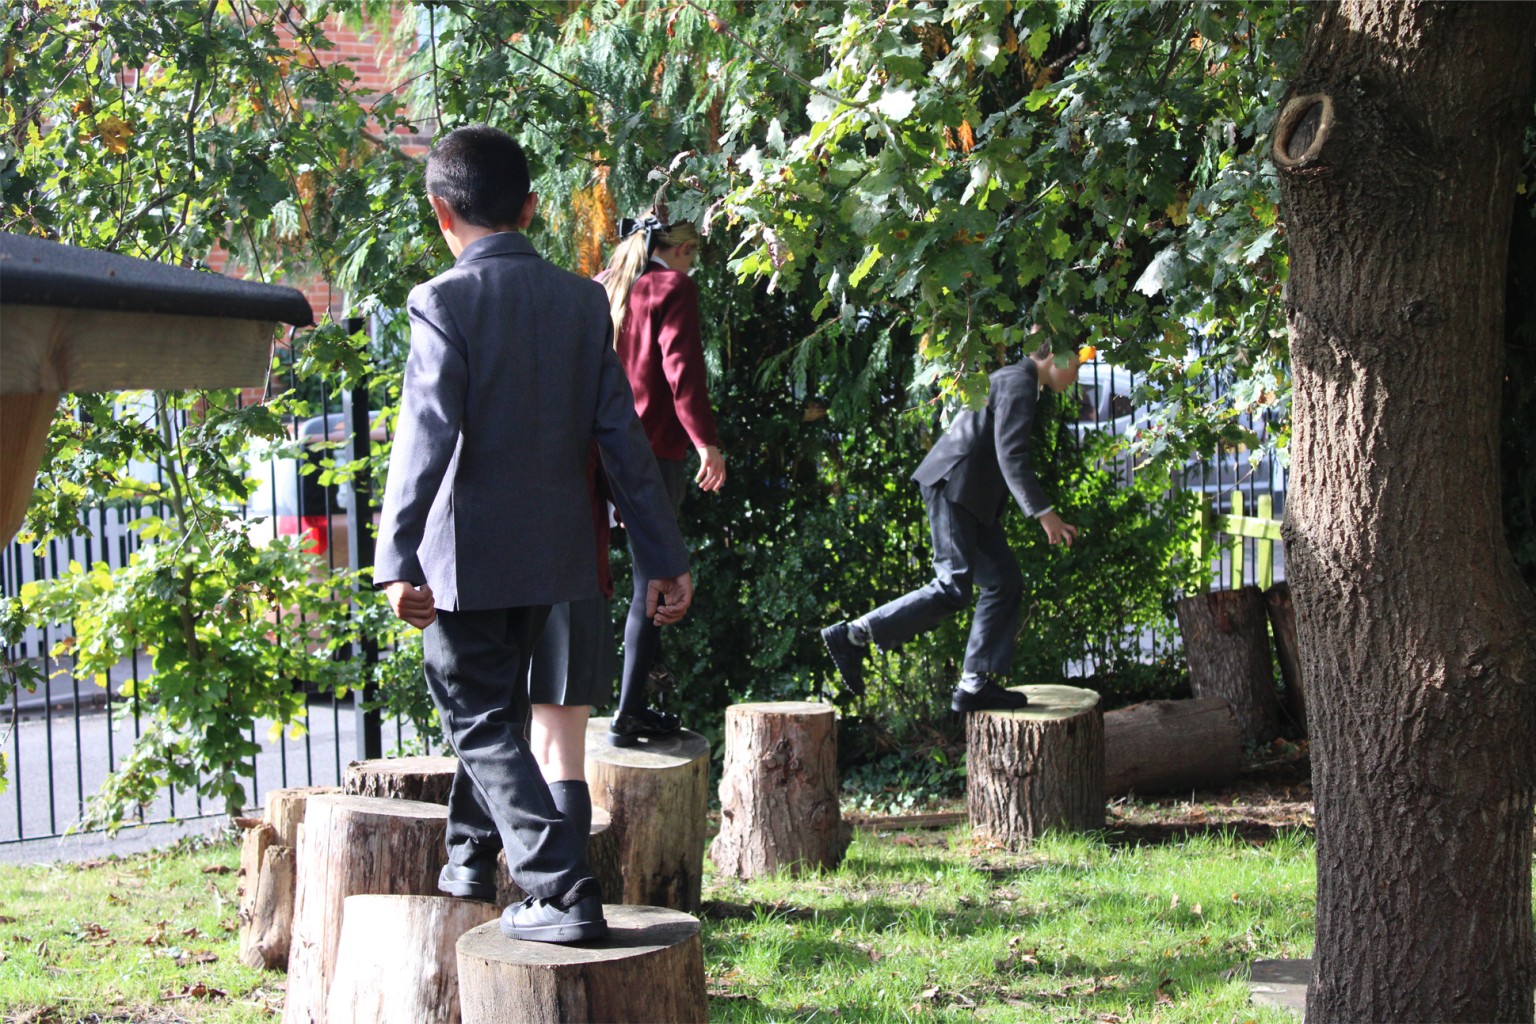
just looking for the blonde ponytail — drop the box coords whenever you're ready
[602,186,702,338]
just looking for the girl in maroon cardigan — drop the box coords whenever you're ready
[600,208,725,745]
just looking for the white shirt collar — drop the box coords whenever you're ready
[649,254,672,270]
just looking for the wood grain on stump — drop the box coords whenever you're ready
[456,904,706,1024]
[266,785,341,849]
[1104,698,1242,796]
[966,684,1104,849]
[283,795,449,1024]
[343,756,458,804]
[1174,586,1282,745]
[585,720,710,913]
[325,894,498,1024]
[496,804,620,908]
[710,701,850,879]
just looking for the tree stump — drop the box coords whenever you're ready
[1103,698,1243,796]
[495,804,621,907]
[966,684,1104,849]
[456,904,707,1024]
[283,795,450,1024]
[1264,582,1306,735]
[710,701,850,879]
[235,785,338,971]
[268,785,342,848]
[325,894,498,1024]
[343,756,458,804]
[584,719,710,913]
[1175,586,1283,745]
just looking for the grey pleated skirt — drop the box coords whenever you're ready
[527,596,617,707]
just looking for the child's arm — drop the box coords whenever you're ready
[991,370,1052,517]
[373,286,468,600]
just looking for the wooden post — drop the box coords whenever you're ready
[495,804,621,908]
[343,756,458,804]
[283,795,450,1024]
[325,895,498,1024]
[1264,582,1305,735]
[966,685,1103,849]
[456,905,707,1024]
[0,392,59,548]
[1103,698,1243,796]
[1174,586,1282,745]
[585,719,710,913]
[710,701,850,879]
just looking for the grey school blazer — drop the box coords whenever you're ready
[373,232,689,611]
[910,360,1051,525]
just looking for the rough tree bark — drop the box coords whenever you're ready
[1273,4,1536,1020]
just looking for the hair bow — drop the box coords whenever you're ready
[618,213,668,254]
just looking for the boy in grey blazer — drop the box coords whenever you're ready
[822,340,1081,713]
[375,125,692,944]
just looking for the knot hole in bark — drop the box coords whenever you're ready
[1273,93,1333,169]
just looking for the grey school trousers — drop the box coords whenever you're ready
[860,486,1025,675]
[422,606,592,901]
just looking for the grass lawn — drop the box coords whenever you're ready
[1,805,1316,1023]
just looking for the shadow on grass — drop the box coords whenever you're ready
[1107,820,1314,847]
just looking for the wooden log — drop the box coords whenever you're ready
[242,844,295,970]
[457,905,707,1024]
[966,684,1104,849]
[1174,586,1283,745]
[496,803,620,908]
[710,701,850,880]
[1103,698,1243,797]
[325,894,498,1024]
[266,785,341,849]
[585,719,710,913]
[283,795,450,1024]
[1264,582,1306,735]
[0,391,59,548]
[343,755,458,804]
[237,821,276,930]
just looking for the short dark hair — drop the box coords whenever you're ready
[425,125,530,230]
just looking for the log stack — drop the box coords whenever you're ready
[1175,586,1283,745]
[236,785,339,970]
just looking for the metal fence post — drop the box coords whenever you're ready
[344,317,382,761]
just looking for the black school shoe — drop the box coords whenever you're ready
[950,674,1030,713]
[499,890,608,944]
[608,706,682,747]
[438,859,497,902]
[820,621,867,698]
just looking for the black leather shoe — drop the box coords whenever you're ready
[608,706,682,747]
[951,675,1030,713]
[438,860,496,902]
[499,891,608,944]
[820,621,867,697]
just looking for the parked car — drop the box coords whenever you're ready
[246,411,386,569]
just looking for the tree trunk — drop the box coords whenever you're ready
[1103,698,1242,797]
[965,684,1103,848]
[1264,583,1306,733]
[1174,586,1282,745]
[283,795,450,1024]
[343,756,457,804]
[1274,4,1536,1020]
[325,894,498,1024]
[585,719,710,913]
[710,701,850,879]
[456,905,707,1024]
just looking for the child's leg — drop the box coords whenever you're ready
[616,457,689,717]
[960,518,1024,674]
[860,489,979,648]
[424,606,593,903]
[531,704,594,850]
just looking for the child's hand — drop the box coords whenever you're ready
[384,580,438,629]
[695,445,726,492]
[1039,510,1079,548]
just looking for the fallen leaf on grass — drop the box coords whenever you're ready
[162,981,227,1000]
[201,864,232,875]
[853,941,881,962]
[0,915,14,924]
[1154,977,1174,1004]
